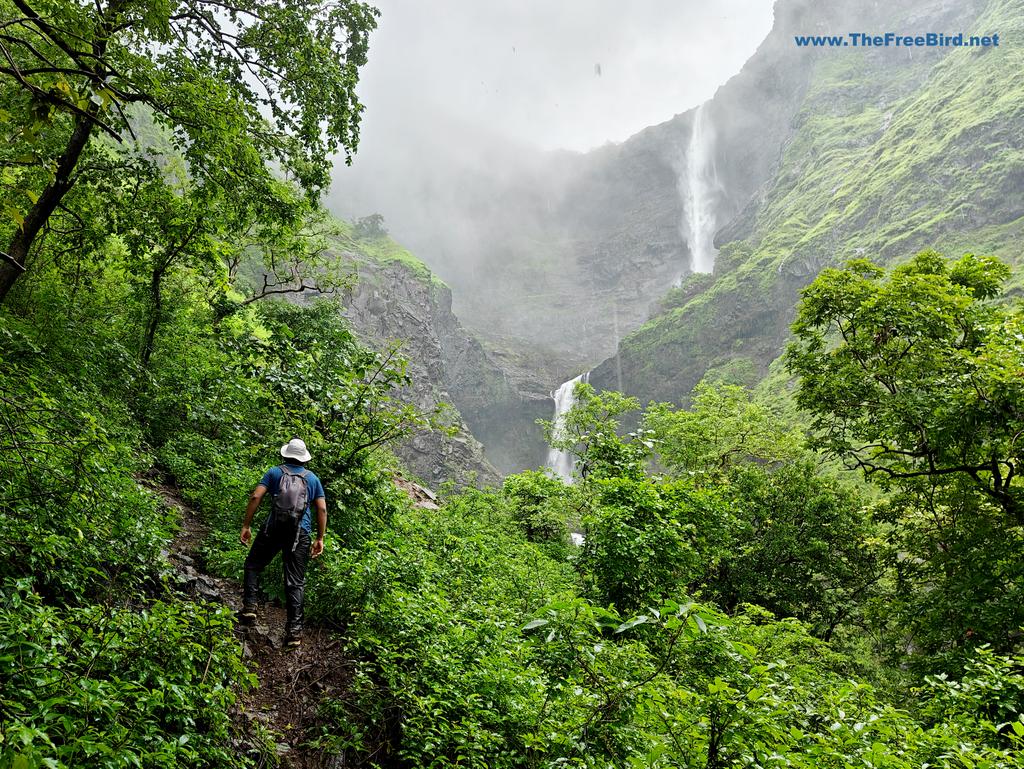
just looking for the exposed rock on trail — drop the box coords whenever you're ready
[393,474,440,510]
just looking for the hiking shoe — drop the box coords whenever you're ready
[238,604,258,624]
[284,632,302,648]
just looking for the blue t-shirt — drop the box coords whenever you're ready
[258,464,325,534]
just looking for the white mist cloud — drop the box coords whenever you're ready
[326,0,778,305]
[353,0,775,153]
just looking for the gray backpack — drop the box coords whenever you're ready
[272,465,310,525]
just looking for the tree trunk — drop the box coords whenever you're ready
[141,263,166,367]
[0,110,97,305]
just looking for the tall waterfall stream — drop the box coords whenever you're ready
[677,102,720,279]
[543,104,718,549]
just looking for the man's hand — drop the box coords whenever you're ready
[311,537,324,558]
[240,485,266,547]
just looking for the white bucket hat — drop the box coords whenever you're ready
[280,438,312,463]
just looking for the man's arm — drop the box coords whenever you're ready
[311,496,327,558]
[240,485,268,545]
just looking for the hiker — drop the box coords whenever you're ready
[239,438,327,647]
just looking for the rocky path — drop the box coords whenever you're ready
[153,483,354,769]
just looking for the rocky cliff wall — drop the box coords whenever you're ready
[336,234,556,481]
[330,0,1014,473]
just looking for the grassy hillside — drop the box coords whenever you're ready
[596,0,1024,404]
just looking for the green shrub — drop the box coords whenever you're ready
[0,581,254,769]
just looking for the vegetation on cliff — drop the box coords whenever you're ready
[604,0,1024,404]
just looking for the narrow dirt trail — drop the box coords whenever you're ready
[152,482,354,769]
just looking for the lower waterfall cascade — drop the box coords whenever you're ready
[545,372,589,482]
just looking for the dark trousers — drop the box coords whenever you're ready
[243,519,311,633]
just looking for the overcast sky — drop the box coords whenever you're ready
[352,0,777,153]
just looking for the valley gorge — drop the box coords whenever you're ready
[330,0,1021,483]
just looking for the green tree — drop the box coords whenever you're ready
[873,479,1024,668]
[712,461,882,640]
[578,477,718,614]
[540,383,646,481]
[786,251,1024,525]
[502,470,573,550]
[0,0,378,301]
[644,380,802,483]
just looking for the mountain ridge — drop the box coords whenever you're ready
[592,0,1017,405]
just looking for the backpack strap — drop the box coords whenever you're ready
[290,468,310,552]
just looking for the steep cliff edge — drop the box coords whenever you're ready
[332,225,553,481]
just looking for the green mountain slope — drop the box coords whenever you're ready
[593,0,1024,403]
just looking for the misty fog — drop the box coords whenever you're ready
[325,1,775,356]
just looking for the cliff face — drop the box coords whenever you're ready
[329,0,1019,474]
[431,301,558,476]
[592,0,1016,403]
[335,230,555,482]
[337,247,499,487]
[327,2,918,376]
[326,91,687,373]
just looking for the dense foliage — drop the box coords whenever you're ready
[0,0,378,302]
[2,1,1023,765]
[293,280,1022,768]
[5,156,1024,769]
[788,252,1024,667]
[789,251,1023,523]
[0,223,431,766]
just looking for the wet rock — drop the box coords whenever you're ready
[194,575,222,601]
[177,564,198,580]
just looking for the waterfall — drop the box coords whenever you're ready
[545,373,588,482]
[677,102,720,277]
